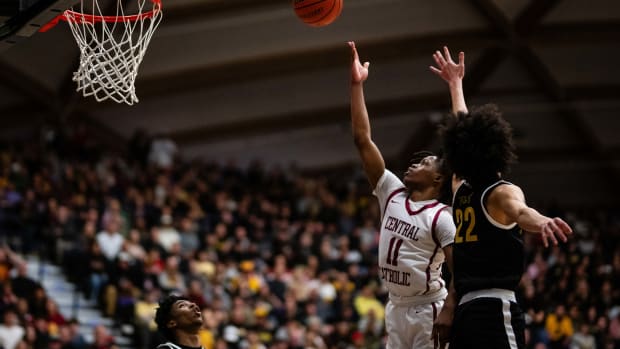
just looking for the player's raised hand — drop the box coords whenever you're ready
[430,46,465,85]
[349,41,369,84]
[540,217,573,248]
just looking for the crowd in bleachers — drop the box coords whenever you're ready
[0,123,618,349]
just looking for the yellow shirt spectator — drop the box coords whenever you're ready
[199,328,215,349]
[545,305,574,342]
[353,284,385,319]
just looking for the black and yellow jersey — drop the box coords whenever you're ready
[451,180,524,296]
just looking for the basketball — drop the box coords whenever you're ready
[293,0,343,27]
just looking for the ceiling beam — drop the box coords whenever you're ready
[133,29,495,98]
[170,92,450,147]
[395,117,437,169]
[166,84,620,147]
[514,0,563,36]
[468,0,514,38]
[392,0,517,170]
[67,20,620,111]
[516,146,620,168]
[162,0,284,25]
[462,0,620,195]
[462,46,507,97]
[530,20,620,45]
[514,47,620,189]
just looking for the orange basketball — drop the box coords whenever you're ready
[293,0,343,27]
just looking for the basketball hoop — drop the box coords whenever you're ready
[40,0,163,105]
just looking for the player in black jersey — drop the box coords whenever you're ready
[428,47,573,349]
[154,295,204,349]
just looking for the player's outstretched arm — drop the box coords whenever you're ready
[430,46,467,115]
[349,41,385,188]
[489,185,573,247]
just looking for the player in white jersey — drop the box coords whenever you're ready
[348,41,456,349]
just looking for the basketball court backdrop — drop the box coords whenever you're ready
[0,0,618,206]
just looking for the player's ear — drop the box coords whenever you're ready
[433,173,443,184]
[166,320,176,329]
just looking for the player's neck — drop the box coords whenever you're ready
[408,187,438,202]
[175,330,202,348]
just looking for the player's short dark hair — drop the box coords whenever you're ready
[440,104,517,187]
[408,150,436,167]
[154,295,187,341]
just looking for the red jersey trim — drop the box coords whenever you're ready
[406,200,441,216]
[423,205,448,295]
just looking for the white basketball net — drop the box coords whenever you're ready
[64,0,162,105]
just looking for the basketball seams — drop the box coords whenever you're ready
[305,0,336,25]
[294,0,342,27]
[294,0,328,11]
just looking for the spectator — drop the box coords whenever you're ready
[90,325,115,349]
[148,133,177,170]
[95,218,124,263]
[155,208,180,253]
[178,217,199,259]
[123,229,147,262]
[158,256,186,294]
[546,304,575,349]
[134,288,160,349]
[45,299,66,328]
[67,319,88,349]
[0,309,25,349]
[571,323,596,349]
[10,263,39,304]
[352,284,384,321]
[86,241,108,303]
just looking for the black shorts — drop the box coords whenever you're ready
[450,297,525,349]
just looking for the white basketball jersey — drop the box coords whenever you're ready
[374,170,455,299]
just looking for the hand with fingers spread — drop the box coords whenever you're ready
[539,217,573,248]
[430,46,468,114]
[430,46,465,87]
[349,41,370,84]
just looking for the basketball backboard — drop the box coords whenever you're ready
[0,0,75,53]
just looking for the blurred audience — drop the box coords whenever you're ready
[0,124,618,349]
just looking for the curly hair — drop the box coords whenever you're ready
[436,156,453,205]
[440,104,517,186]
[154,295,187,341]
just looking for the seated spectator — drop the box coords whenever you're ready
[95,218,124,264]
[571,323,596,349]
[90,325,116,349]
[546,304,575,349]
[158,256,186,294]
[0,308,25,349]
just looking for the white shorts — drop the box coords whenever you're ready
[385,299,444,349]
